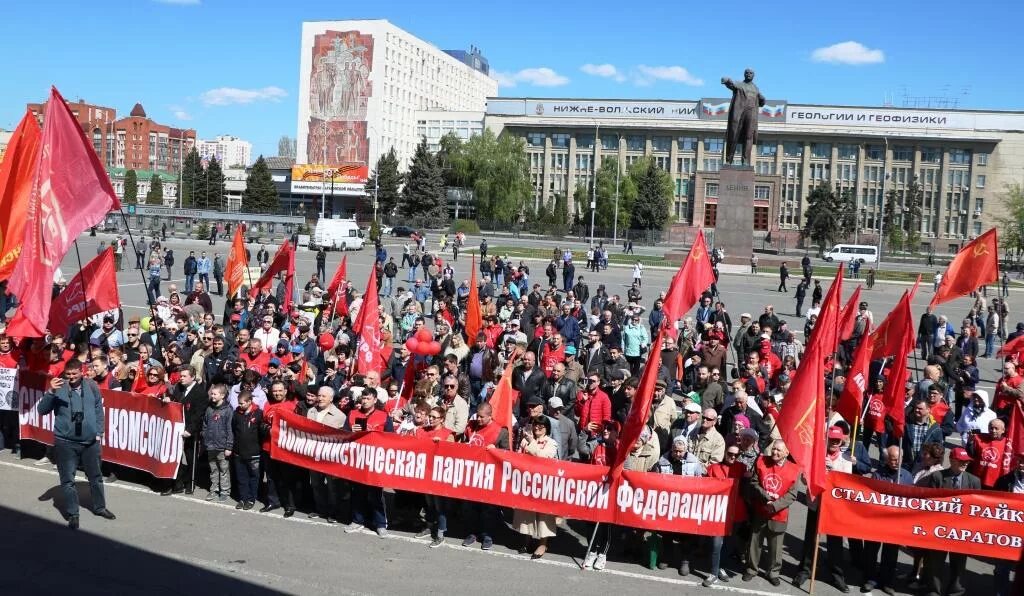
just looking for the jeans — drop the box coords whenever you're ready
[148,277,161,303]
[207,449,230,496]
[55,438,106,517]
[985,334,996,357]
[310,471,342,519]
[384,277,394,296]
[424,494,447,537]
[233,455,259,503]
[407,266,417,282]
[199,273,209,287]
[316,262,326,281]
[214,273,223,295]
[462,500,501,541]
[351,482,387,529]
[709,534,734,575]
[185,274,195,294]
[259,450,279,506]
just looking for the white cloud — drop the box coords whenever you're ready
[811,41,885,65]
[580,63,626,82]
[492,67,569,88]
[153,0,200,4]
[200,86,287,106]
[634,65,704,86]
[169,106,192,121]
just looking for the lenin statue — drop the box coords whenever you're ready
[721,69,765,166]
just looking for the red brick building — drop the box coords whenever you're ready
[27,98,117,166]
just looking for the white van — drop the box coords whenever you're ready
[313,218,365,251]
[823,244,878,264]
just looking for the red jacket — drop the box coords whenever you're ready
[707,461,748,522]
[261,400,294,451]
[576,388,611,432]
[240,350,270,376]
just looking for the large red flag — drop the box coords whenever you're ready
[7,87,121,337]
[354,265,382,375]
[998,334,1024,359]
[807,264,844,355]
[1007,401,1024,464]
[488,352,520,442]
[249,240,294,310]
[0,110,41,281]
[835,321,872,425]
[464,255,482,343]
[326,254,348,300]
[838,285,863,341]
[930,228,999,308]
[224,226,248,299]
[662,229,715,337]
[610,328,665,476]
[869,276,920,360]
[777,338,829,498]
[877,289,916,440]
[48,247,120,335]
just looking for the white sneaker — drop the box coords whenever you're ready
[594,554,607,570]
[34,458,51,466]
[375,527,388,538]
[343,523,364,534]
[583,552,597,569]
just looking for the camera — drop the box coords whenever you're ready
[72,411,84,436]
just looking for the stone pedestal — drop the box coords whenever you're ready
[716,165,754,265]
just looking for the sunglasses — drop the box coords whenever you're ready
[703,416,717,421]
[726,451,740,457]
[444,384,457,388]
[428,415,442,420]
[126,333,138,338]
[588,379,600,384]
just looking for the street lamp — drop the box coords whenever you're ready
[590,122,599,246]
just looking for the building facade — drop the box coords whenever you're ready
[486,98,1024,253]
[294,19,497,202]
[415,110,484,153]
[197,135,253,168]
[28,98,118,166]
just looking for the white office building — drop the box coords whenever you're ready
[196,135,252,168]
[294,19,498,199]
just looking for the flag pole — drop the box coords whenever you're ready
[809,505,822,594]
[70,240,94,333]
[116,208,156,304]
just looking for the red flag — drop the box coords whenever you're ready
[777,338,829,498]
[930,228,999,308]
[807,264,844,355]
[835,321,872,425]
[838,285,863,341]
[610,328,666,476]
[326,254,348,299]
[249,240,295,311]
[1007,402,1024,464]
[876,290,916,440]
[132,355,147,393]
[224,227,248,299]
[7,87,120,337]
[998,334,1024,359]
[399,357,418,400]
[488,351,521,442]
[47,247,120,335]
[354,265,382,375]
[869,277,920,360]
[0,110,41,281]
[662,229,715,337]
[464,255,482,343]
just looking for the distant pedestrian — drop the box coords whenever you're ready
[866,268,876,289]
[632,261,643,288]
[213,254,225,296]
[933,271,943,292]
[161,222,167,241]
[778,262,789,292]
[750,253,758,274]
[795,281,807,317]
[1003,272,1010,297]
[316,248,327,281]
[163,249,175,281]
[96,241,106,256]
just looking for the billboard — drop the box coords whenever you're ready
[289,164,366,196]
[699,98,788,121]
[487,99,699,120]
[299,28,374,187]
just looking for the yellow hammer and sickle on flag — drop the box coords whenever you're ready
[794,403,816,447]
[692,247,703,260]
[973,242,990,258]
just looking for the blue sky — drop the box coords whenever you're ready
[2,0,1021,160]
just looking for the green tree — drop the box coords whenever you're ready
[629,158,673,230]
[454,129,531,223]
[123,169,138,204]
[365,147,403,218]
[401,138,447,220]
[277,135,296,158]
[903,180,923,252]
[436,132,465,188]
[882,188,905,252]
[180,148,202,207]
[204,157,225,210]
[593,157,636,231]
[145,173,163,205]
[801,182,843,256]
[242,156,280,213]
[835,187,859,241]
[996,183,1024,261]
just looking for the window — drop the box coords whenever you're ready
[677,136,698,152]
[837,144,858,160]
[754,206,769,231]
[703,204,717,227]
[702,157,721,172]
[949,148,972,165]
[755,160,776,175]
[551,133,570,148]
[653,156,670,171]
[576,154,592,170]
[783,162,798,179]
[600,134,618,150]
[783,142,803,158]
[977,152,989,166]
[920,147,941,163]
[976,174,986,188]
[754,185,771,200]
[974,221,983,236]
[809,163,830,181]
[948,169,968,186]
[704,137,724,153]
[652,136,671,152]
[577,134,595,150]
[675,178,690,197]
[757,142,777,157]
[838,163,857,181]
[676,156,696,175]
[975,197,984,214]
[626,135,645,151]
[810,143,831,159]
[892,145,913,161]
[550,153,566,169]
[865,144,884,160]
[527,132,545,147]
[705,182,719,198]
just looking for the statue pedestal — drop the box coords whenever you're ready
[715,165,754,265]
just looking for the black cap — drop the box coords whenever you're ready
[526,395,545,407]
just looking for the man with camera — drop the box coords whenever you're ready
[38,360,116,529]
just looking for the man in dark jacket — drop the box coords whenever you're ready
[183,251,198,294]
[918,306,939,360]
[512,352,548,418]
[916,447,980,596]
[38,361,116,528]
[162,366,208,495]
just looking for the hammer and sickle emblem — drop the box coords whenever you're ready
[973,242,990,258]
[692,247,703,260]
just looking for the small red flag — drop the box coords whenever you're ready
[807,264,844,355]
[869,276,920,360]
[998,334,1024,359]
[876,289,916,440]
[354,265,382,375]
[464,255,483,343]
[488,351,521,443]
[132,355,147,393]
[224,227,249,299]
[0,110,41,281]
[47,247,120,335]
[7,87,120,337]
[610,328,666,476]
[662,229,715,337]
[249,240,295,311]
[777,338,829,498]
[326,254,348,301]
[930,228,999,308]
[838,285,863,342]
[835,321,872,425]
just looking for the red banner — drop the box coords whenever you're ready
[820,472,1024,561]
[270,409,738,535]
[17,369,185,479]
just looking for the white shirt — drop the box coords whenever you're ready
[253,327,281,352]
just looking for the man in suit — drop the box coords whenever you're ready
[916,447,980,596]
[162,365,208,495]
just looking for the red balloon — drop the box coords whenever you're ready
[406,338,420,353]
[416,327,433,343]
[318,333,335,351]
[427,341,442,355]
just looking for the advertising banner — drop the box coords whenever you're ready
[270,409,738,535]
[820,472,1024,561]
[18,369,185,479]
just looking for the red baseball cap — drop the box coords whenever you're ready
[826,426,846,440]
[950,447,972,462]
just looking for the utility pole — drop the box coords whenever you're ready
[876,137,888,267]
[589,122,598,246]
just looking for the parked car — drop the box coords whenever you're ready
[390,225,418,237]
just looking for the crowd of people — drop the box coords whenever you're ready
[0,234,1017,595]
